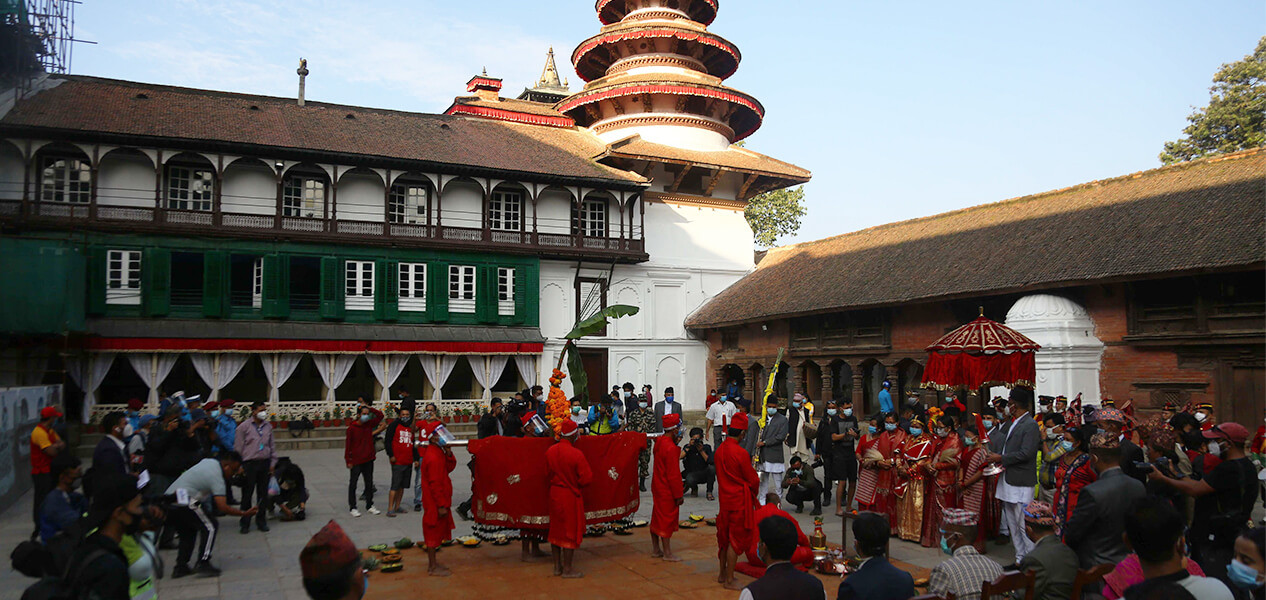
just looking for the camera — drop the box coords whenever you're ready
[1132,461,1155,475]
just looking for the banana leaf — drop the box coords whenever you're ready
[565,304,639,339]
[565,343,589,408]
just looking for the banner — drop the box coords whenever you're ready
[0,385,62,514]
[468,431,647,528]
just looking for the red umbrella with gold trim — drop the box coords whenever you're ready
[921,310,1040,390]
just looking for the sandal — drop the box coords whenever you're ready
[706,493,715,501]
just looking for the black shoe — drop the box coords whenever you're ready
[257,522,270,532]
[795,505,804,514]
[171,564,193,579]
[240,525,250,534]
[639,479,647,493]
[413,504,422,512]
[809,508,822,516]
[193,561,222,578]
[158,540,178,550]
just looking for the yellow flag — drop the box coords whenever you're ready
[758,347,785,429]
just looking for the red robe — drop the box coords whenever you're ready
[419,443,457,548]
[650,434,683,539]
[745,503,815,569]
[876,429,907,534]
[714,437,760,556]
[546,438,593,550]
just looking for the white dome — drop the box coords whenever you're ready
[1002,293,1104,406]
[1006,294,1089,323]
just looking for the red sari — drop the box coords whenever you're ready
[959,445,988,552]
[876,429,907,534]
[1052,452,1096,536]
[419,443,457,549]
[650,434,683,539]
[920,433,962,547]
[546,438,593,549]
[855,432,882,510]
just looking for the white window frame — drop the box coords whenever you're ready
[580,198,606,237]
[398,262,427,312]
[282,176,325,218]
[41,157,92,204]
[165,165,214,211]
[344,260,374,311]
[106,249,142,305]
[449,265,476,314]
[389,183,428,224]
[497,267,515,316]
[252,258,263,309]
[489,190,522,231]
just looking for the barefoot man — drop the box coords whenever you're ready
[716,412,760,590]
[520,413,550,562]
[651,414,685,561]
[547,419,592,578]
[418,421,457,577]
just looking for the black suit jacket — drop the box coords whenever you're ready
[837,555,916,600]
[92,436,129,476]
[1063,467,1146,568]
[745,562,825,600]
[1118,439,1147,483]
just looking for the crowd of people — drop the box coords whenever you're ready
[18,392,309,599]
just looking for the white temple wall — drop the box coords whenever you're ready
[536,188,572,235]
[440,179,482,229]
[0,142,25,200]
[336,172,384,222]
[643,202,754,270]
[221,161,276,215]
[96,152,154,208]
[1003,294,1105,406]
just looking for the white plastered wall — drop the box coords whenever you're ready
[96,151,154,208]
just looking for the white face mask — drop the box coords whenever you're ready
[1207,441,1221,456]
[1195,412,1208,423]
[121,423,133,438]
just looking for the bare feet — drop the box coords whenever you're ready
[428,565,452,577]
[554,565,563,576]
[650,550,664,558]
[717,573,726,584]
[662,554,682,562]
[561,570,585,579]
[723,578,744,591]
[531,548,549,558]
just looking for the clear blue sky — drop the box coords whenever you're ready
[70,1,1263,244]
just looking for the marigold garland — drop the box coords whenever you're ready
[546,368,571,435]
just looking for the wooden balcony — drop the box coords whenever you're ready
[0,199,648,263]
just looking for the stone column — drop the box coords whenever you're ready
[851,368,864,412]
[820,370,835,418]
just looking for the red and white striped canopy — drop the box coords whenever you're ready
[926,316,1041,355]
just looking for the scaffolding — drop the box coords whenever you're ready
[3,0,84,98]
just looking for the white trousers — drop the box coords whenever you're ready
[758,471,784,505]
[1000,500,1033,563]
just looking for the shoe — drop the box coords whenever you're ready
[367,507,382,515]
[158,540,178,550]
[193,561,222,578]
[239,526,250,534]
[257,523,270,532]
[795,505,804,514]
[810,508,822,516]
[387,511,397,518]
[413,504,422,512]
[350,508,362,518]
[639,479,647,492]
[171,564,192,579]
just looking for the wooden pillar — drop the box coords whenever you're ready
[435,177,443,236]
[482,178,491,242]
[530,183,539,245]
[153,150,164,223]
[273,167,284,229]
[328,166,338,233]
[820,370,834,408]
[20,142,32,217]
[213,155,224,228]
[851,367,864,413]
[88,146,100,221]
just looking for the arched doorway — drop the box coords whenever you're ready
[748,363,765,403]
[720,364,744,398]
[773,361,791,402]
[830,360,853,404]
[859,359,885,416]
[800,361,822,404]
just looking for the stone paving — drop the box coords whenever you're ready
[0,446,1017,599]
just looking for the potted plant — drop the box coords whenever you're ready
[84,413,97,434]
[332,406,343,427]
[440,408,451,424]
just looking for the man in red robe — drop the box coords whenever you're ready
[546,418,592,578]
[715,412,760,591]
[745,493,815,571]
[651,414,685,561]
[418,421,457,577]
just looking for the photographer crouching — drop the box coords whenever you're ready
[164,451,256,578]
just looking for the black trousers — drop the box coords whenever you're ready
[684,466,716,494]
[169,503,218,567]
[348,461,374,510]
[239,459,270,529]
[31,472,53,534]
[786,482,822,511]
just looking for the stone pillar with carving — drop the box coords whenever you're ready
[819,370,834,419]
[851,368,865,413]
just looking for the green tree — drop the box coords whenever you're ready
[744,185,807,247]
[1160,36,1266,164]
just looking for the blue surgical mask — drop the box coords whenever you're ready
[1059,440,1074,452]
[363,574,370,595]
[843,408,853,417]
[359,414,372,423]
[868,425,878,435]
[982,419,994,429]
[939,533,954,555]
[211,409,221,418]
[1228,558,1264,589]
[885,423,897,432]
[792,402,801,408]
[571,406,581,415]
[963,437,976,446]
[665,396,673,403]
[639,402,648,409]
[766,407,777,416]
[826,408,837,417]
[909,428,923,436]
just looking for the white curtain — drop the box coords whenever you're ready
[264,353,304,405]
[215,354,250,403]
[485,356,509,400]
[82,352,117,423]
[315,355,358,404]
[189,354,215,393]
[368,354,409,404]
[515,355,538,389]
[126,353,178,409]
[421,355,459,400]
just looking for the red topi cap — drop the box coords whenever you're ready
[662,414,681,430]
[730,412,749,431]
[40,406,62,420]
[299,520,360,579]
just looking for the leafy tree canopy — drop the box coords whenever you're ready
[1160,36,1266,165]
[744,185,807,247]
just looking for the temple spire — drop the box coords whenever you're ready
[537,47,562,88]
[516,47,570,104]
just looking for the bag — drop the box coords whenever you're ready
[267,476,281,497]
[20,547,108,600]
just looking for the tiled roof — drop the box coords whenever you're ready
[686,149,1266,328]
[603,135,810,181]
[0,76,646,186]
[447,95,572,120]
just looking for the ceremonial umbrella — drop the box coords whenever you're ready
[920,312,1040,390]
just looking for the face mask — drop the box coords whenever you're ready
[935,428,948,437]
[792,402,801,408]
[939,533,954,555]
[571,406,582,415]
[123,509,144,536]
[1207,441,1220,456]
[362,574,369,598]
[826,408,837,416]
[434,436,447,447]
[766,408,777,416]
[359,414,371,423]
[1228,558,1265,589]
[868,425,878,435]
[963,437,976,446]
[69,475,82,490]
[639,402,648,409]
[982,419,994,429]
[1060,440,1074,452]
[843,408,854,417]
[122,423,134,438]
[253,411,265,421]
[624,391,632,399]
[1095,427,1106,436]
[1047,431,1060,439]
[665,396,673,403]
[909,428,923,436]
[1195,412,1208,423]
[400,417,412,425]
[756,544,765,566]
[885,423,897,432]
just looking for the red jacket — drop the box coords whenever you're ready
[344,407,383,466]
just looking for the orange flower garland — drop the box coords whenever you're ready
[546,368,571,435]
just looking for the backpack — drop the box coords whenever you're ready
[19,548,108,600]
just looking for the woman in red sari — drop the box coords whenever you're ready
[920,414,962,547]
[958,423,989,552]
[1053,426,1097,537]
[875,413,907,534]
[855,415,883,513]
